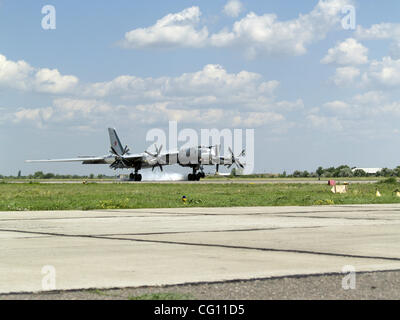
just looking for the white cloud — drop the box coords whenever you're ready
[0,54,33,90]
[364,56,400,87]
[321,38,368,65]
[213,0,352,57]
[121,7,209,49]
[332,66,360,86]
[34,68,78,94]
[356,23,400,41]
[356,23,400,59]
[307,114,343,131]
[352,91,385,105]
[120,0,352,57]
[84,64,284,111]
[11,64,297,129]
[223,0,243,18]
[13,99,116,128]
[0,54,78,93]
[232,111,284,127]
[323,100,349,111]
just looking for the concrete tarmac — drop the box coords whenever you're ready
[1,204,400,294]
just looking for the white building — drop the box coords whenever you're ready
[351,168,382,174]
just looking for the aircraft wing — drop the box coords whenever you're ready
[25,157,109,164]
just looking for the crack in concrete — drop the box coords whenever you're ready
[1,227,400,263]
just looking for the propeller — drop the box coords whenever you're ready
[227,147,246,169]
[145,144,166,172]
[109,145,130,169]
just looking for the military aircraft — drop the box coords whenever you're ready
[26,128,245,181]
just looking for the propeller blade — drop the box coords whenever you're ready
[110,146,119,156]
[236,159,244,169]
[123,145,130,155]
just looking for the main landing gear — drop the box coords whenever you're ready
[129,172,142,181]
[188,168,205,181]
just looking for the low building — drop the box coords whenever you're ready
[351,168,382,174]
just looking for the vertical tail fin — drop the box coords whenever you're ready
[108,128,124,155]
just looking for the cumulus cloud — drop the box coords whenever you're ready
[0,54,78,93]
[120,0,352,57]
[332,66,360,86]
[10,63,300,129]
[34,68,78,94]
[84,64,285,111]
[308,90,400,137]
[363,56,400,87]
[0,54,33,90]
[321,38,368,65]
[356,23,400,59]
[356,23,400,41]
[323,100,349,111]
[212,0,351,57]
[307,114,344,131]
[120,7,208,49]
[223,0,243,18]
[12,99,119,128]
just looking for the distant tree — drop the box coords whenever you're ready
[316,166,324,178]
[43,173,55,179]
[301,171,310,178]
[393,166,400,177]
[353,169,367,177]
[379,168,395,177]
[338,167,353,177]
[292,170,302,178]
[33,171,44,179]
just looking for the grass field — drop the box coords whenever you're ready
[1,180,400,211]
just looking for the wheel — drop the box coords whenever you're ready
[188,174,193,181]
[137,174,142,182]
[129,173,135,181]
[196,173,202,181]
[200,172,205,178]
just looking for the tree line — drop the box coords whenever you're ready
[0,171,113,179]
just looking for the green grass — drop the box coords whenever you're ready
[1,181,400,211]
[128,292,193,300]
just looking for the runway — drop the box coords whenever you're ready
[7,178,378,184]
[1,204,400,294]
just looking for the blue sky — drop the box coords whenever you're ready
[1,0,400,176]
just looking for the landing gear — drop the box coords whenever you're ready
[188,173,200,181]
[187,168,205,181]
[129,172,142,181]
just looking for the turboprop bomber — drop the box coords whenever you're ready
[26,128,246,181]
